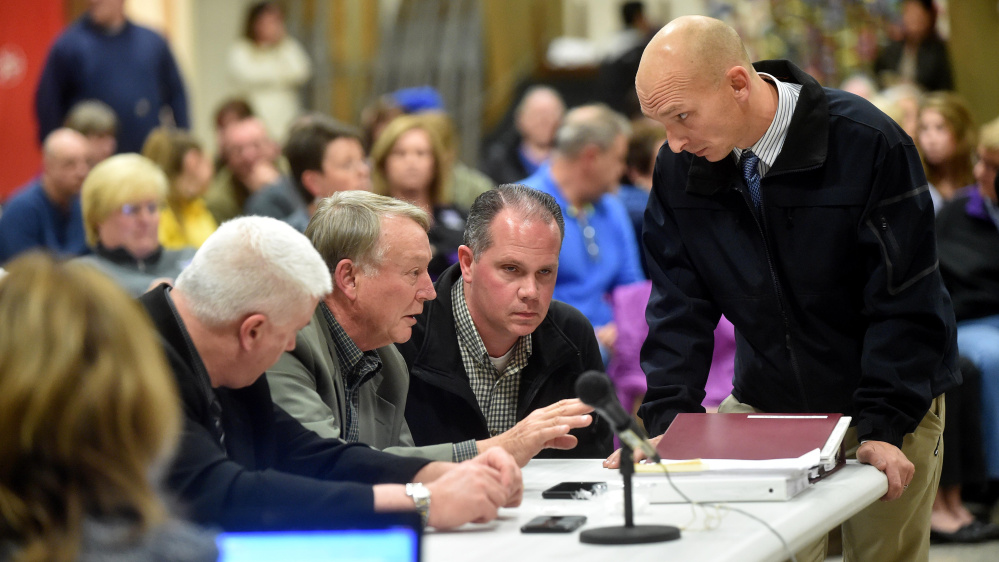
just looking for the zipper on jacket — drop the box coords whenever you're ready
[734,184,811,410]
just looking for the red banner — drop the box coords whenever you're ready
[0,1,64,199]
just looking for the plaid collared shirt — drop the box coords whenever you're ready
[320,302,382,444]
[451,281,532,436]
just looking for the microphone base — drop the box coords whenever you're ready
[579,524,681,545]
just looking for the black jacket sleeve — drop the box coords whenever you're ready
[637,150,721,436]
[853,137,959,446]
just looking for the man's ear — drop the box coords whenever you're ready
[457,245,475,282]
[238,313,268,352]
[727,66,751,100]
[334,259,359,300]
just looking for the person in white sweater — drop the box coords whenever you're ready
[228,1,312,142]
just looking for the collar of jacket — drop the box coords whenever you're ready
[686,60,829,196]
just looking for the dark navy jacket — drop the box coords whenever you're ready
[638,60,960,448]
[398,264,614,458]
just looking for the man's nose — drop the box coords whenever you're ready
[519,278,539,300]
[417,274,436,301]
[665,128,686,153]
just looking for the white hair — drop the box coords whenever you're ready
[174,216,332,326]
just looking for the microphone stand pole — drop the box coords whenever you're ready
[579,442,681,545]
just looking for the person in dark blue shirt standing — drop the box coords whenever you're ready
[35,0,189,153]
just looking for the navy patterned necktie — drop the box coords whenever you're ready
[740,150,762,211]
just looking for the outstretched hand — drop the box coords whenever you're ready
[478,398,594,467]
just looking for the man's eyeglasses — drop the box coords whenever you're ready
[120,202,160,216]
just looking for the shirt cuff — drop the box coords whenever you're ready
[451,439,479,462]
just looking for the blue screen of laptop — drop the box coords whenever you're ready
[216,527,419,562]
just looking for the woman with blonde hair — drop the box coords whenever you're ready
[76,153,195,297]
[370,114,465,279]
[142,128,218,249]
[916,91,976,209]
[0,253,217,561]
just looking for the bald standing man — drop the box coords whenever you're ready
[616,16,959,562]
[0,129,91,264]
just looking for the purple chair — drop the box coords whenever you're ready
[607,281,735,442]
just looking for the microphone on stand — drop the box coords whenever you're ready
[575,370,662,463]
[575,370,680,545]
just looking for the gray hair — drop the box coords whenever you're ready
[64,99,118,136]
[464,184,565,258]
[554,103,631,158]
[306,191,430,276]
[174,216,332,326]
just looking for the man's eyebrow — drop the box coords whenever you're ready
[658,104,682,117]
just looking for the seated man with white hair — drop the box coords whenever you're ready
[141,216,522,531]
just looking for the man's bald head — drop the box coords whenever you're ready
[41,128,90,206]
[633,16,773,161]
[637,16,752,97]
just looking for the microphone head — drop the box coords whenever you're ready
[575,370,614,407]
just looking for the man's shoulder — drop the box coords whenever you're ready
[824,87,906,145]
[1,181,45,211]
[541,300,595,337]
[271,308,329,372]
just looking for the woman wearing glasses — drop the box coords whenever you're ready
[75,154,195,297]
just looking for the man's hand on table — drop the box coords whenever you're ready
[856,440,914,501]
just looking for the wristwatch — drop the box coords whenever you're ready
[405,482,431,528]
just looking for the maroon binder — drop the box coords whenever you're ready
[656,413,844,461]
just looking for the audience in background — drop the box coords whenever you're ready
[140,216,522,531]
[75,154,195,297]
[359,95,404,152]
[871,83,923,140]
[520,103,643,365]
[936,118,999,514]
[142,128,218,249]
[481,86,565,185]
[617,122,665,277]
[916,92,976,210]
[35,0,189,153]
[875,0,953,92]
[372,115,466,279]
[398,185,612,465]
[211,97,256,170]
[204,116,303,224]
[283,114,372,230]
[228,1,312,142]
[419,111,494,213]
[63,99,118,167]
[0,129,90,265]
[0,253,217,562]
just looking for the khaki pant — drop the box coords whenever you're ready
[717,394,945,562]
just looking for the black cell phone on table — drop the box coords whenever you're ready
[541,481,607,500]
[520,515,588,533]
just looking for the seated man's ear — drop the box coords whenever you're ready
[333,259,359,299]
[457,245,475,281]
[238,313,268,351]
